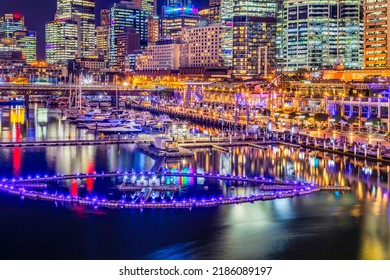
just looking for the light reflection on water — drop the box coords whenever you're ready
[0,107,389,259]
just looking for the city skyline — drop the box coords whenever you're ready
[0,0,208,60]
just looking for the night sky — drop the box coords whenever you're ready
[0,0,208,60]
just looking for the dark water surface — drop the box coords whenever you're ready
[0,107,389,260]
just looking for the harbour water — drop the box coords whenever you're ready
[0,106,389,260]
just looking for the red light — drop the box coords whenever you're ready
[13,13,22,21]
[71,180,78,197]
[86,161,95,192]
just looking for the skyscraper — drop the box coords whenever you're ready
[162,5,200,41]
[282,0,363,72]
[142,0,157,16]
[46,19,78,63]
[0,14,36,64]
[96,25,109,62]
[54,0,96,58]
[109,0,148,70]
[0,14,26,39]
[14,31,37,63]
[97,9,110,62]
[220,0,233,22]
[232,0,277,77]
[219,0,234,67]
[148,15,160,43]
[165,0,192,7]
[209,0,221,23]
[364,0,390,69]
[100,9,111,26]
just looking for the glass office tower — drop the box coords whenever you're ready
[282,0,363,71]
[232,0,277,76]
[109,0,148,70]
[56,0,96,58]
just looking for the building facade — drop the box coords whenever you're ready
[232,0,277,77]
[364,0,390,69]
[55,0,96,58]
[0,14,26,39]
[162,5,200,41]
[282,0,363,72]
[46,19,78,63]
[109,0,148,70]
[100,9,111,26]
[136,42,181,71]
[14,31,37,63]
[180,24,224,68]
[96,25,109,62]
[142,0,157,16]
[148,16,160,43]
[209,0,221,23]
[117,27,141,71]
[219,0,234,67]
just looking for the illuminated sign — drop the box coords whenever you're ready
[164,6,199,16]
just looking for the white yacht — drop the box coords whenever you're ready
[98,120,142,134]
[85,119,122,130]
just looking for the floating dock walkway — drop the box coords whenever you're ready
[0,138,152,148]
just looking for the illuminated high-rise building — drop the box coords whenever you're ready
[0,14,36,63]
[109,0,148,70]
[209,0,221,23]
[162,5,200,41]
[100,9,111,26]
[220,0,233,22]
[55,0,96,58]
[142,0,157,16]
[46,19,78,63]
[165,0,192,6]
[364,0,390,69]
[282,0,363,72]
[232,0,277,77]
[97,9,110,62]
[96,25,109,62]
[14,30,37,63]
[0,14,26,39]
[220,0,234,67]
[180,24,224,68]
[148,16,160,43]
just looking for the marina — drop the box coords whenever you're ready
[0,105,389,260]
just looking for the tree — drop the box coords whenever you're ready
[314,113,329,122]
[313,113,329,129]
